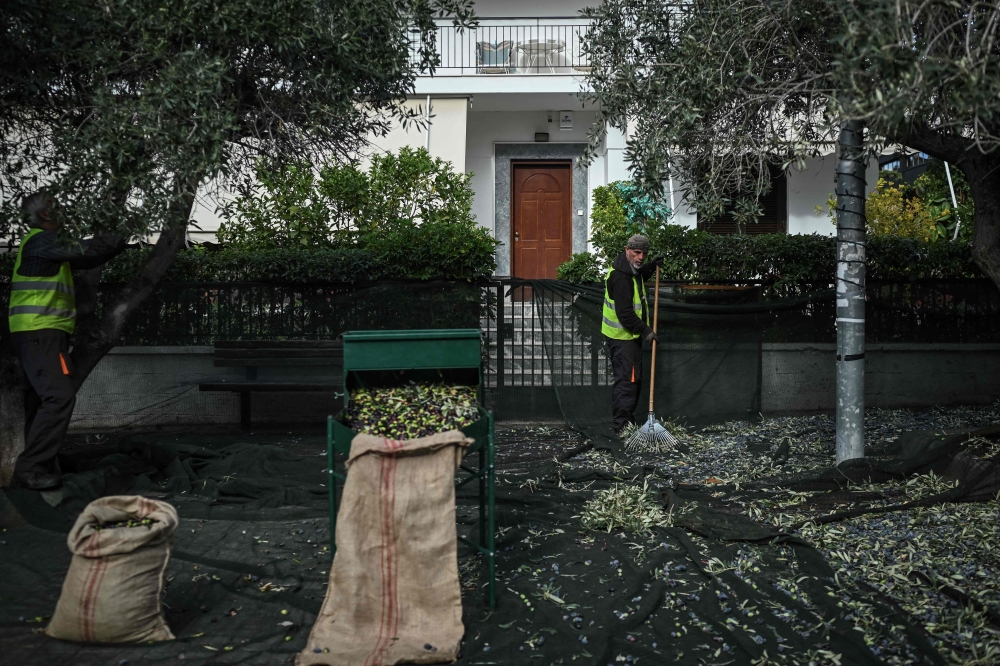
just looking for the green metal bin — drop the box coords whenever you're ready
[326,329,496,609]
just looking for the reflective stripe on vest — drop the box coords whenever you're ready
[8,228,77,334]
[601,267,648,340]
[11,280,75,294]
[9,305,78,319]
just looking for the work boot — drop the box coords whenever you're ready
[13,471,63,491]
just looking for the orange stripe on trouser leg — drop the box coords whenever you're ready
[59,353,70,375]
[631,366,635,383]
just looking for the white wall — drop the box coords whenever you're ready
[188,98,470,240]
[466,109,600,234]
[473,0,593,17]
[366,98,468,172]
[69,343,1000,428]
[787,153,880,236]
[664,154,880,234]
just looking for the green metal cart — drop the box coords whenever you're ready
[326,328,497,609]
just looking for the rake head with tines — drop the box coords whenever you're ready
[622,265,679,453]
[624,411,679,453]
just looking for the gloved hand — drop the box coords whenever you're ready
[644,329,658,344]
[650,253,666,267]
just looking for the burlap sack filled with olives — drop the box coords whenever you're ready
[46,496,178,643]
[298,430,472,666]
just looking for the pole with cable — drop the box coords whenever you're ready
[835,120,867,464]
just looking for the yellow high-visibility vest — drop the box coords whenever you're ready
[601,267,648,340]
[8,228,76,334]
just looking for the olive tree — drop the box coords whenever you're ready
[582,0,1000,463]
[583,0,1000,284]
[0,0,473,483]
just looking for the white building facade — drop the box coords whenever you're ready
[188,0,881,278]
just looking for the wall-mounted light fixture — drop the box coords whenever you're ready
[535,133,549,142]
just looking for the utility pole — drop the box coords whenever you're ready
[835,120,867,464]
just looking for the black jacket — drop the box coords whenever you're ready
[607,252,656,339]
[15,229,126,277]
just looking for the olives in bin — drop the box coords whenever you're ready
[346,382,478,440]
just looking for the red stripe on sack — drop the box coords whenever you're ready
[78,521,104,640]
[79,557,107,641]
[365,450,393,666]
[380,440,401,662]
[387,440,400,640]
[365,439,404,666]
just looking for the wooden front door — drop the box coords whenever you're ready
[512,161,572,279]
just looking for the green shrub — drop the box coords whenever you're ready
[640,228,978,285]
[914,159,975,243]
[218,146,479,248]
[589,184,631,263]
[100,237,495,283]
[590,181,672,263]
[866,176,937,241]
[1,237,497,285]
[556,252,605,283]
[572,178,983,285]
[2,146,498,284]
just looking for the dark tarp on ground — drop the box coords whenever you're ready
[3,422,999,665]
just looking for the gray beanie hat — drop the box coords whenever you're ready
[626,234,650,251]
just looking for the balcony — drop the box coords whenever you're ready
[411,18,593,76]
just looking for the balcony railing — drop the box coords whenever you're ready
[411,18,593,75]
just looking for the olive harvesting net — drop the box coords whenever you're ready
[3,278,1000,665]
[4,416,1000,665]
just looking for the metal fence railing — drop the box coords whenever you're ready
[2,278,1000,383]
[410,19,593,74]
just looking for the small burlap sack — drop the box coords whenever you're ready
[298,430,473,666]
[46,495,178,643]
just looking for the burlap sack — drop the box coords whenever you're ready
[298,430,473,666]
[46,495,178,643]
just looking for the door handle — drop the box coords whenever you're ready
[514,231,520,241]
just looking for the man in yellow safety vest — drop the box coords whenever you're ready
[601,234,664,435]
[8,192,125,490]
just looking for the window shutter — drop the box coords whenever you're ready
[697,166,787,235]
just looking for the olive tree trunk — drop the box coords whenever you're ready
[0,334,24,487]
[902,128,1000,292]
[835,119,868,464]
[0,174,200,486]
[965,162,1000,292]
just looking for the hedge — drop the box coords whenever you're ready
[565,225,982,285]
[1,221,498,284]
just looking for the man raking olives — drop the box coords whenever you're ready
[601,234,675,444]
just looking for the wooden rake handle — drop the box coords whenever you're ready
[648,265,660,413]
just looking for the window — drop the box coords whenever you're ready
[697,166,787,235]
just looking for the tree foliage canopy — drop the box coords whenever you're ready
[0,0,474,241]
[0,0,477,387]
[582,0,1000,221]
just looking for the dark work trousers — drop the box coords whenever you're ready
[12,329,76,475]
[607,337,644,432]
